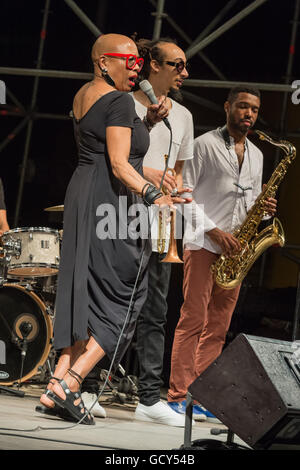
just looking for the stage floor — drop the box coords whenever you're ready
[0,385,250,452]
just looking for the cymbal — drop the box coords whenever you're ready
[44,204,64,212]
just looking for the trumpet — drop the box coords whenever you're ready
[160,207,183,264]
[157,162,176,254]
[157,155,183,263]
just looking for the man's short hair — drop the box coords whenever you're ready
[227,86,261,104]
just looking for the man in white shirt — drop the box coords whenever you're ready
[167,87,277,421]
[131,38,194,426]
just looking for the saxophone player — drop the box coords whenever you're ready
[167,86,277,422]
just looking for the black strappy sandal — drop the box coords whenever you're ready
[47,369,95,425]
[35,376,77,422]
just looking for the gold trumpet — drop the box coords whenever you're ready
[157,155,183,264]
[161,207,183,264]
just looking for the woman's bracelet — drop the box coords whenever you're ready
[142,184,163,206]
[141,182,151,197]
[143,116,156,132]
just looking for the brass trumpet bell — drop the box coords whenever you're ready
[158,154,183,263]
[44,205,64,212]
[161,209,183,264]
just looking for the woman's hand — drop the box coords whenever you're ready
[153,194,174,208]
[153,189,192,208]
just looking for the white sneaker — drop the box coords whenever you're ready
[81,392,106,418]
[134,401,193,427]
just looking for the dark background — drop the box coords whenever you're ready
[1,0,300,379]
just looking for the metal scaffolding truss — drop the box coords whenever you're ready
[1,0,300,231]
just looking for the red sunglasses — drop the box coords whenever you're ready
[103,53,144,71]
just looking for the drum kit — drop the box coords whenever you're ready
[0,204,64,388]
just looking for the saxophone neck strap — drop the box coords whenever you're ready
[220,125,249,151]
[220,125,231,150]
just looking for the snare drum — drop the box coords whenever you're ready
[2,227,60,278]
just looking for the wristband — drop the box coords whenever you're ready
[141,182,151,197]
[142,184,163,206]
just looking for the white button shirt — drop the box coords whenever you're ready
[183,128,263,254]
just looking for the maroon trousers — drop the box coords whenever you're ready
[167,248,240,402]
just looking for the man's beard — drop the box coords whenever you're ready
[169,87,183,103]
[228,114,251,135]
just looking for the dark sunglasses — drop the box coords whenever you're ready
[165,60,189,73]
[103,53,144,72]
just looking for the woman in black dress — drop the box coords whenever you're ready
[37,33,184,424]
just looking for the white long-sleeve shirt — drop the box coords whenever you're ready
[183,127,264,254]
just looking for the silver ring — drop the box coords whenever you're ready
[171,188,178,197]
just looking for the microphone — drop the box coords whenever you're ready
[139,80,171,130]
[19,321,33,357]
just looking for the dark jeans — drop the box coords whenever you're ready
[136,252,172,406]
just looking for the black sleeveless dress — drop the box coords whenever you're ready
[53,91,151,365]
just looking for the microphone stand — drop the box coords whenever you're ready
[17,321,33,390]
[0,385,25,397]
[0,321,33,397]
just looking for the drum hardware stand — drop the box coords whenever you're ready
[24,283,34,292]
[17,320,33,390]
[0,319,28,397]
[115,364,138,403]
[0,297,25,396]
[38,349,56,382]
[181,392,250,450]
[0,333,25,396]
[45,305,54,317]
[99,364,138,405]
[0,385,25,397]
[0,254,10,288]
[46,356,54,376]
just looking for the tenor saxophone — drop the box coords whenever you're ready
[211,130,296,289]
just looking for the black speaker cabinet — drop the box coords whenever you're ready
[189,334,300,450]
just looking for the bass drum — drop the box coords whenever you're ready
[0,284,53,385]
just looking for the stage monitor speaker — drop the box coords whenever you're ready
[189,334,300,450]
